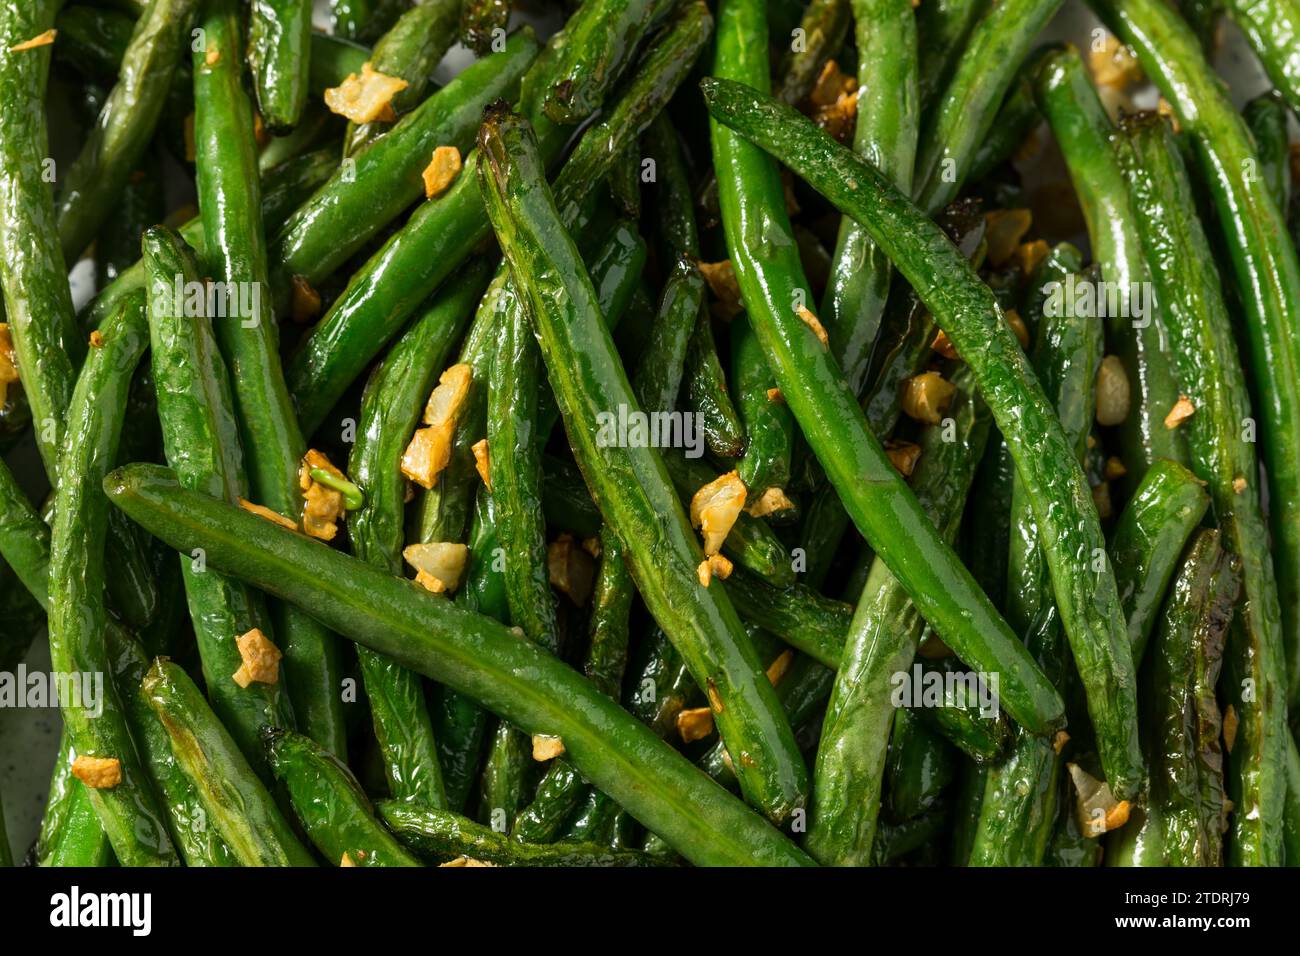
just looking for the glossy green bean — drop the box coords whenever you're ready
[143,225,295,776]
[916,0,986,111]
[1243,90,1291,213]
[821,0,917,397]
[914,0,1064,213]
[249,0,312,132]
[193,0,346,757]
[460,0,511,55]
[684,311,745,459]
[1222,0,1300,120]
[732,312,793,495]
[774,0,851,106]
[331,0,407,43]
[265,729,421,866]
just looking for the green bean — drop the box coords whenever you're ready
[1035,45,1186,494]
[55,4,137,85]
[104,463,814,866]
[683,311,745,459]
[633,257,704,417]
[478,103,810,824]
[0,457,51,606]
[194,0,346,758]
[1092,0,1300,715]
[269,29,537,311]
[96,150,164,288]
[914,0,1064,214]
[48,290,176,866]
[331,0,408,43]
[969,263,1102,867]
[1222,0,1300,120]
[820,0,917,397]
[774,0,851,107]
[966,62,1041,184]
[249,0,312,133]
[1108,458,1211,664]
[142,659,316,866]
[103,623,238,866]
[379,802,663,866]
[732,312,793,496]
[143,225,295,777]
[56,0,199,265]
[960,438,1014,612]
[912,656,1013,764]
[704,76,1140,788]
[886,711,955,822]
[265,729,421,866]
[460,0,512,56]
[1116,108,1289,864]
[1243,90,1292,212]
[805,365,989,866]
[723,569,847,667]
[0,0,84,479]
[1134,529,1235,866]
[1285,730,1300,864]
[344,0,460,154]
[916,0,986,112]
[542,0,674,123]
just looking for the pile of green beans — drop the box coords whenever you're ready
[2,0,1297,872]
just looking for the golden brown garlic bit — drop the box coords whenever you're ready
[324,63,409,124]
[1068,762,1130,837]
[547,533,596,606]
[698,260,743,319]
[71,755,121,789]
[675,707,715,744]
[1233,475,1248,494]
[1223,704,1238,753]
[885,440,922,477]
[983,209,1032,267]
[1095,355,1131,426]
[1157,97,1182,134]
[766,649,794,688]
[1091,481,1113,520]
[689,471,747,555]
[404,542,470,594]
[299,449,349,541]
[744,486,795,518]
[581,536,602,559]
[804,62,860,142]
[472,438,491,491]
[797,305,829,349]
[239,498,298,531]
[707,680,724,714]
[401,363,473,488]
[290,276,322,324]
[232,627,282,687]
[931,329,959,360]
[340,853,357,867]
[531,735,565,761]
[1017,239,1050,277]
[695,554,733,588]
[766,387,785,404]
[1104,456,1127,480]
[205,42,220,66]
[88,330,105,349]
[10,29,56,52]
[423,146,462,199]
[1052,730,1071,755]
[1164,395,1195,430]
[900,371,955,425]
[1088,33,1143,89]
[0,324,19,407]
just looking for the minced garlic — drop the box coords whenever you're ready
[71,755,121,789]
[404,542,469,594]
[324,63,409,124]
[232,628,282,687]
[422,146,462,199]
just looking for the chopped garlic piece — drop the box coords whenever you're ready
[582,536,602,559]
[401,425,449,489]
[707,680,724,714]
[690,471,747,555]
[414,569,446,594]
[423,146,462,199]
[340,853,357,867]
[900,371,955,425]
[1088,33,1143,89]
[10,29,56,52]
[676,707,714,744]
[797,305,829,349]
[984,209,1032,267]
[809,60,856,108]
[547,533,596,606]
[89,330,105,349]
[698,260,743,319]
[1104,456,1127,480]
[205,44,220,66]
[240,498,297,531]
[1053,730,1070,755]
[1068,763,1130,837]
[696,554,732,587]
[532,734,565,761]
[766,387,784,403]
[0,323,19,407]
[885,441,922,477]
[1092,481,1113,519]
[299,449,348,541]
[1095,355,1131,426]
[813,88,858,142]
[324,63,408,124]
[1223,704,1238,753]
[1017,239,1049,277]
[766,649,794,687]
[290,276,321,324]
[1164,395,1195,430]
[1233,475,1248,494]
[404,542,469,593]
[424,364,473,426]
[745,486,794,518]
[472,438,491,491]
[931,329,959,360]
[1005,309,1029,349]
[71,755,121,789]
[232,628,281,687]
